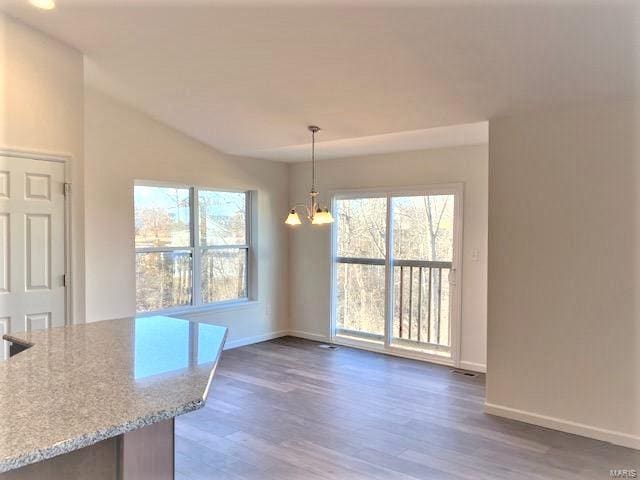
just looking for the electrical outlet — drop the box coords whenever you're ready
[472,249,480,262]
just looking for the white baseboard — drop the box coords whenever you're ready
[223,330,288,350]
[459,360,486,373]
[485,402,640,450]
[221,329,326,351]
[286,330,330,342]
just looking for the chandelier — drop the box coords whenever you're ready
[285,126,334,226]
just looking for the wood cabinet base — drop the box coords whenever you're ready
[0,419,175,480]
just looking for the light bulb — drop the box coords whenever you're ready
[29,0,56,10]
[323,208,334,224]
[312,208,333,225]
[285,209,302,225]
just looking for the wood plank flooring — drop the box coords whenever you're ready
[176,337,639,479]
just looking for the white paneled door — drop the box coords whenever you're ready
[0,155,66,359]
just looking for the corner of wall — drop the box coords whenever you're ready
[284,161,295,332]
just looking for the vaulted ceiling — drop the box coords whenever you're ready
[2,0,637,160]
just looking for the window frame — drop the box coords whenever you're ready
[134,181,254,315]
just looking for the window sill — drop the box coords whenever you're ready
[137,300,260,318]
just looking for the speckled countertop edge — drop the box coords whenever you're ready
[2,334,34,348]
[0,400,204,473]
[0,320,227,473]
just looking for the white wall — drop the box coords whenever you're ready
[487,101,640,448]
[288,145,488,371]
[84,88,290,345]
[0,13,85,323]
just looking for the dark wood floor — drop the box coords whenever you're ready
[175,337,639,479]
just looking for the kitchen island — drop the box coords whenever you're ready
[0,316,227,479]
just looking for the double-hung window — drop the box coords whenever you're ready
[134,184,251,313]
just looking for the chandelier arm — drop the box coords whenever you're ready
[290,202,314,219]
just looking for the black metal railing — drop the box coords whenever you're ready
[336,257,452,347]
[394,259,451,346]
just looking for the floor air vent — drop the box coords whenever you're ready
[318,344,340,350]
[451,369,477,377]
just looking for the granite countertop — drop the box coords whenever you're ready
[0,316,227,473]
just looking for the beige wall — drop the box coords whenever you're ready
[0,13,85,323]
[487,101,640,448]
[288,145,488,370]
[84,88,290,345]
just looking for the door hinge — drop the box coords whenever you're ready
[64,183,72,196]
[63,274,68,287]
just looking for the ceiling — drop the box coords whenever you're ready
[1,0,637,161]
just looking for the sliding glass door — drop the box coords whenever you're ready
[332,186,462,364]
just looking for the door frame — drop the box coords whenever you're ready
[0,148,73,326]
[329,183,464,368]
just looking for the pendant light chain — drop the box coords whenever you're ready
[311,127,317,193]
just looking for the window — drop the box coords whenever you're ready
[135,184,251,313]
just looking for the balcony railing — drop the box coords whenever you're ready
[395,259,451,347]
[336,257,452,348]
